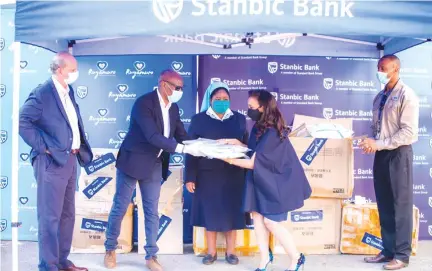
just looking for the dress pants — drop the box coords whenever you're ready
[34,153,77,271]
[105,161,162,260]
[373,145,413,263]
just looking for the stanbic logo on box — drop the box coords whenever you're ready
[152,0,355,24]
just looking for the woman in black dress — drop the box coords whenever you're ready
[185,82,248,266]
[219,90,312,271]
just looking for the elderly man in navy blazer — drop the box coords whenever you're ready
[19,52,93,271]
[104,70,201,270]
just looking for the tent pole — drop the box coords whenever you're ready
[307,34,376,46]
[11,41,21,271]
[195,55,199,114]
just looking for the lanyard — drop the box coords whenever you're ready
[374,80,399,139]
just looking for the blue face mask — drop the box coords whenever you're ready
[376,71,391,85]
[212,100,230,114]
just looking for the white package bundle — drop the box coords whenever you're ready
[295,123,354,139]
[183,138,250,159]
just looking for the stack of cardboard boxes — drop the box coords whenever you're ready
[270,114,354,255]
[137,165,184,255]
[71,148,133,254]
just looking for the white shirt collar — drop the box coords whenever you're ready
[206,107,234,121]
[156,87,172,109]
[51,75,69,96]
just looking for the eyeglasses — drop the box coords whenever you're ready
[163,80,183,91]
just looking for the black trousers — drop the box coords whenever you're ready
[373,145,413,263]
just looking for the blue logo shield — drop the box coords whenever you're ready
[0,176,8,189]
[0,84,6,98]
[0,219,7,232]
[0,130,7,144]
[76,86,88,99]
[0,38,5,51]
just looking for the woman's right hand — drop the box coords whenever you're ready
[186,182,195,193]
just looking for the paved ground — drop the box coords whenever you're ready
[1,241,432,271]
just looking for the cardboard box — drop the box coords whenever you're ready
[340,203,420,255]
[137,201,183,255]
[136,167,184,254]
[75,148,118,212]
[71,204,133,254]
[193,227,259,256]
[270,198,342,255]
[289,114,354,198]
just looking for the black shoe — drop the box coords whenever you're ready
[225,253,239,265]
[202,254,217,265]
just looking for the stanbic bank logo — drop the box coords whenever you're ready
[268,62,278,74]
[153,0,355,23]
[153,0,184,24]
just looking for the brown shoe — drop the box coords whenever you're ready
[383,259,408,270]
[364,254,392,263]
[146,257,163,271]
[104,250,117,269]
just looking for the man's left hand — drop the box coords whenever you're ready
[359,138,378,154]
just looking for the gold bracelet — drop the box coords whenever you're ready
[229,158,233,165]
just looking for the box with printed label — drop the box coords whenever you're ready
[80,148,118,177]
[289,114,354,198]
[136,168,184,255]
[137,201,183,254]
[71,204,133,254]
[75,148,118,211]
[193,226,259,256]
[340,203,420,255]
[270,198,342,255]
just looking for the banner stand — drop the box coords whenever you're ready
[11,41,21,271]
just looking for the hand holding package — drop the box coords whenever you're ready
[183,144,205,157]
[183,138,250,159]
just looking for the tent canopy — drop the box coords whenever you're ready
[12,0,432,56]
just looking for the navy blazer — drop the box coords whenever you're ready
[116,90,189,180]
[19,78,93,167]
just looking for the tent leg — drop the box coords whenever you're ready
[195,55,199,114]
[11,41,21,271]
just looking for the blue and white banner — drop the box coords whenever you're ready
[74,55,196,154]
[197,50,432,240]
[0,8,55,241]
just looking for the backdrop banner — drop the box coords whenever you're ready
[197,53,432,240]
[0,49,196,241]
[74,55,196,244]
[1,8,56,241]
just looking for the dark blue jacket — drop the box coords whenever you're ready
[116,90,189,180]
[19,78,93,167]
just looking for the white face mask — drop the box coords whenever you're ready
[64,71,79,84]
[376,71,391,85]
[168,90,183,103]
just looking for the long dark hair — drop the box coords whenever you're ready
[248,90,289,140]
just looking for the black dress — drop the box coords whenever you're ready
[243,126,312,221]
[185,111,248,231]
